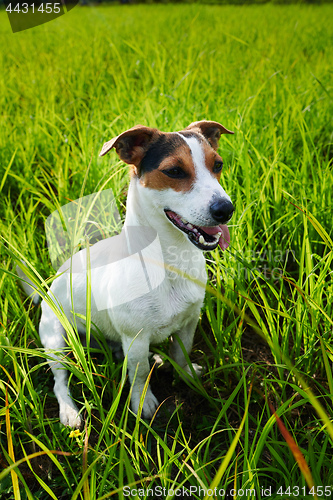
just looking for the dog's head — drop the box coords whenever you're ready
[100,121,234,251]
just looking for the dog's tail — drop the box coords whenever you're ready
[16,261,41,305]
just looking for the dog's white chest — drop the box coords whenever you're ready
[119,258,206,343]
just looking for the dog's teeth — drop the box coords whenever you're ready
[193,228,198,233]
[187,223,193,229]
[199,235,205,245]
[181,218,187,224]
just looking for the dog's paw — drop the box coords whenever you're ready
[59,403,82,428]
[142,391,159,419]
[131,387,159,419]
[183,363,203,379]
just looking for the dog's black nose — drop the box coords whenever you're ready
[210,199,234,224]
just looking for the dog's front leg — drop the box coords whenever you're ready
[122,336,159,419]
[39,306,82,428]
[169,316,203,378]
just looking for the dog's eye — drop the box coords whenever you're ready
[213,161,223,173]
[162,167,187,179]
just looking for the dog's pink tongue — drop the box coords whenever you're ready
[218,225,230,250]
[201,225,230,251]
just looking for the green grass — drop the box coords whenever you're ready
[0,2,333,499]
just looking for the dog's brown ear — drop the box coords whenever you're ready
[99,125,159,166]
[186,120,234,150]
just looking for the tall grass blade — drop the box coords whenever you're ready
[5,389,21,500]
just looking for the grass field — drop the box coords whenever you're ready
[0,2,333,499]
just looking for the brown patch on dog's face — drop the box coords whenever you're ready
[140,138,196,192]
[140,131,224,191]
[200,139,224,181]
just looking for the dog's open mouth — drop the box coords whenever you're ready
[165,210,230,251]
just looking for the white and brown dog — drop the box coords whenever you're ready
[20,120,234,427]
